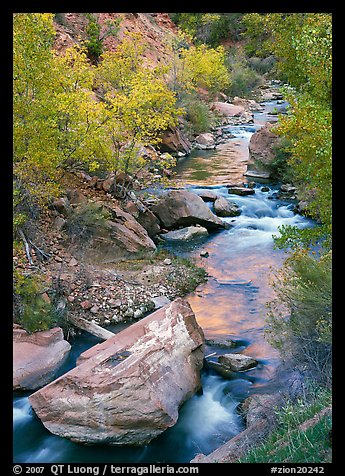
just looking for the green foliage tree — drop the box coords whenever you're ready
[170,13,244,46]
[83,13,121,64]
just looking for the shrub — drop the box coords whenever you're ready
[14,270,55,333]
[182,95,218,134]
[65,202,112,244]
[169,13,245,47]
[166,256,207,295]
[247,55,276,75]
[240,385,332,463]
[266,250,332,385]
[228,66,262,97]
[266,137,295,183]
[226,47,263,98]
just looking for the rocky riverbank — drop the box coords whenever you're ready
[13,83,316,462]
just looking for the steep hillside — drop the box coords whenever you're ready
[53,13,179,65]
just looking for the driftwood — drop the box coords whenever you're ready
[67,314,115,341]
[28,239,51,261]
[18,228,34,265]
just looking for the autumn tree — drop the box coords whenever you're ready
[13,14,108,210]
[95,33,183,194]
[173,43,231,94]
[13,13,59,205]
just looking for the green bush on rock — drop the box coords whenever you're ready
[13,270,56,333]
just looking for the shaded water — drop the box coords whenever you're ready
[13,98,312,463]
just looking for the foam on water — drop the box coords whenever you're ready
[169,374,243,455]
[13,397,32,428]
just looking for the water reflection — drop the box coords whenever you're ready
[174,141,250,186]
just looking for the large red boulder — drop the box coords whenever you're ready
[29,298,205,446]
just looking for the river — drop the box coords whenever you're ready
[13,99,314,463]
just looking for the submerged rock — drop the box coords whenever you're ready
[218,353,258,372]
[227,186,255,196]
[29,298,204,446]
[205,337,237,349]
[13,326,71,391]
[160,226,208,242]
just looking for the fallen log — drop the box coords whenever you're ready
[66,314,115,341]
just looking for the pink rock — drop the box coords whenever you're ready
[246,122,282,179]
[211,102,245,117]
[13,327,71,391]
[29,298,204,445]
[80,300,92,310]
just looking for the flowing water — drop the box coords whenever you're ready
[13,99,314,463]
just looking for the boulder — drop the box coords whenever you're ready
[195,133,215,149]
[102,176,115,192]
[151,190,225,230]
[49,197,71,217]
[160,226,208,242]
[159,127,192,155]
[83,206,157,261]
[280,184,296,194]
[232,97,263,112]
[151,295,171,310]
[124,200,161,238]
[196,190,218,202]
[246,122,283,179]
[213,196,241,217]
[66,189,88,205]
[205,337,237,349]
[211,102,245,117]
[52,216,66,231]
[114,172,133,187]
[218,353,258,372]
[210,102,254,125]
[13,326,71,391]
[29,298,205,446]
[240,393,284,428]
[106,208,157,255]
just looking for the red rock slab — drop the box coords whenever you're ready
[13,327,71,391]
